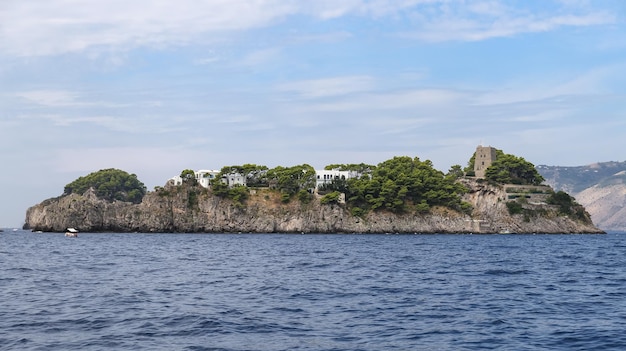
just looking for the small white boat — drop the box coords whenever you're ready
[65,228,79,237]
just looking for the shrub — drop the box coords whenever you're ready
[320,191,342,205]
[351,207,366,217]
[506,201,523,215]
[297,189,312,204]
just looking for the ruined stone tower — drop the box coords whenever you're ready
[474,145,497,178]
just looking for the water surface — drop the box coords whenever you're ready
[1,231,625,350]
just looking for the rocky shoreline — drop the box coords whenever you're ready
[23,178,604,234]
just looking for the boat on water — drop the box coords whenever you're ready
[65,228,79,237]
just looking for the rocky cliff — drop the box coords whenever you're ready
[539,162,626,231]
[24,179,603,234]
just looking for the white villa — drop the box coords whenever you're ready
[223,173,246,187]
[170,169,248,188]
[195,170,221,188]
[170,169,220,188]
[315,169,361,190]
[170,168,363,190]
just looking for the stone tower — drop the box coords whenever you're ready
[474,145,497,178]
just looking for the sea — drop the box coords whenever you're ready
[1,230,626,351]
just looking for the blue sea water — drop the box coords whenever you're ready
[1,231,626,350]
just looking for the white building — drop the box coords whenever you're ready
[196,170,221,188]
[169,169,220,188]
[169,169,249,188]
[315,169,360,189]
[169,175,183,186]
[170,168,360,190]
[222,173,246,187]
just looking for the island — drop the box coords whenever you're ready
[23,146,604,234]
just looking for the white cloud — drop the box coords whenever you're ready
[278,75,375,99]
[308,88,467,112]
[474,65,622,106]
[15,90,82,107]
[1,0,617,58]
[235,48,281,67]
[404,3,615,42]
[299,0,433,19]
[14,89,131,109]
[364,117,434,135]
[0,0,298,56]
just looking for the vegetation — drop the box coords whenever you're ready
[324,163,375,173]
[465,148,544,185]
[219,164,269,187]
[227,185,249,208]
[187,188,200,209]
[340,156,469,215]
[210,164,314,204]
[446,165,464,180]
[63,168,147,203]
[483,150,544,185]
[211,164,268,201]
[169,149,551,217]
[195,156,470,214]
[506,200,524,215]
[320,191,343,205]
[464,153,476,176]
[199,157,471,214]
[266,164,316,203]
[297,189,312,204]
[180,169,197,185]
[546,190,589,222]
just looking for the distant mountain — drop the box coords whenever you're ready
[538,161,626,231]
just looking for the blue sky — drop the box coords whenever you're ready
[1,0,625,227]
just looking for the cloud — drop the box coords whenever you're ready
[474,65,624,106]
[235,48,281,67]
[278,75,375,99]
[13,89,132,109]
[403,3,616,42]
[0,0,298,56]
[1,0,617,58]
[306,88,467,112]
[363,117,434,135]
[15,90,82,107]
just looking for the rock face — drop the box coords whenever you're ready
[24,180,603,234]
[573,183,626,231]
[538,162,626,231]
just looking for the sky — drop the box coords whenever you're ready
[1,0,625,228]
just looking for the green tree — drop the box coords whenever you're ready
[211,179,230,197]
[343,156,467,214]
[228,185,249,208]
[484,153,544,185]
[318,176,349,193]
[63,168,147,203]
[180,169,197,185]
[464,154,476,176]
[324,163,375,174]
[320,191,342,205]
[219,164,269,187]
[446,164,464,180]
[266,164,316,201]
